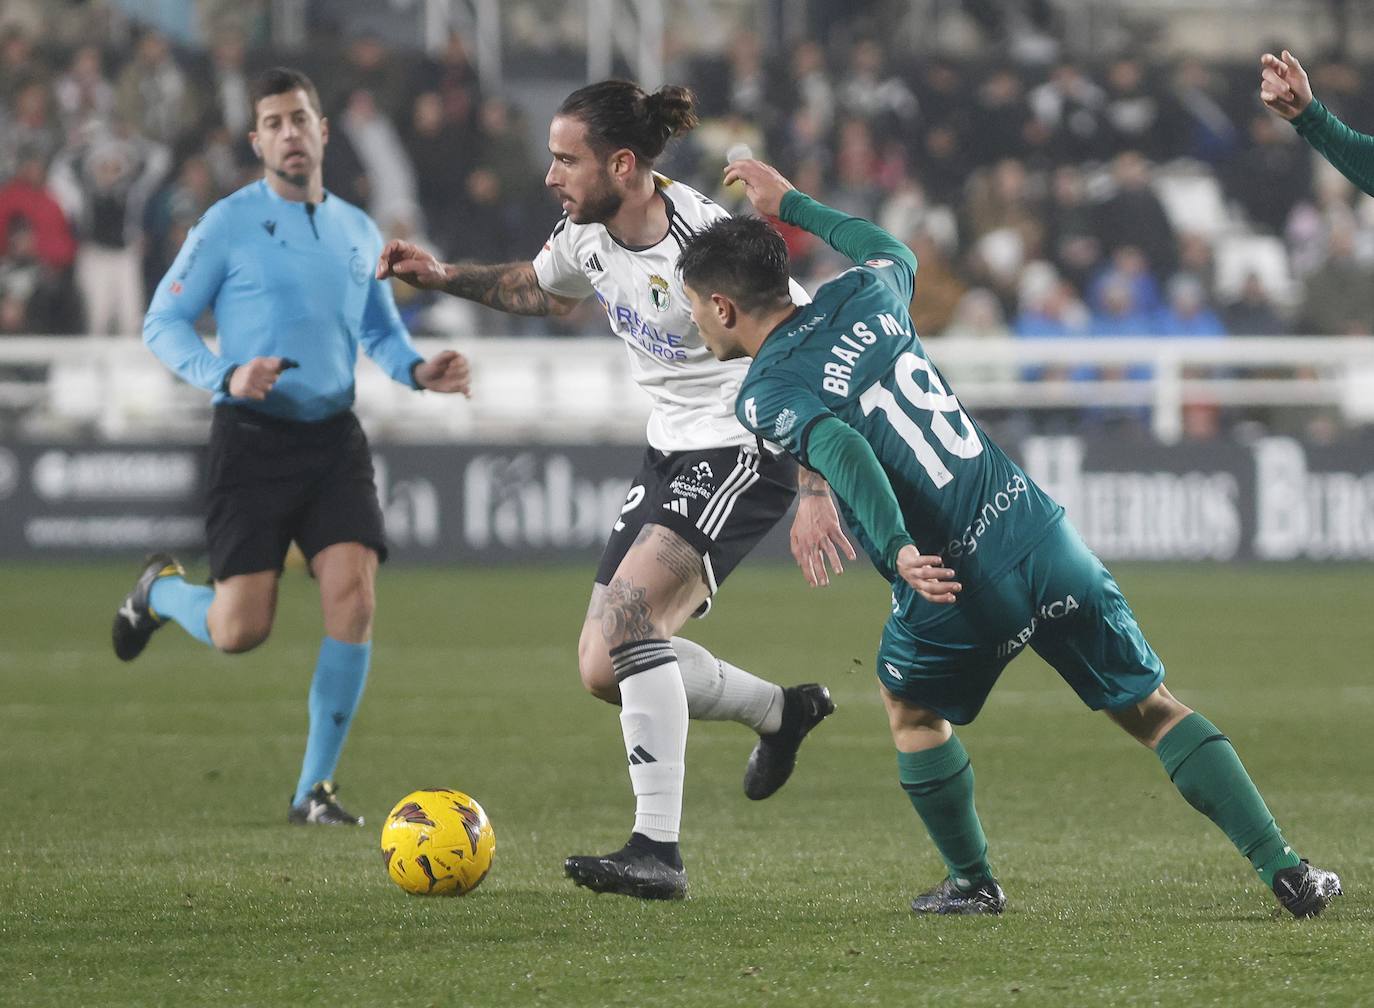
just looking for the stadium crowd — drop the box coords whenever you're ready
[3,0,1373,363]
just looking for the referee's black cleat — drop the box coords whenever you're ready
[1272,860,1342,918]
[564,842,688,900]
[111,553,184,662]
[288,781,365,826]
[743,683,835,800]
[910,876,1007,916]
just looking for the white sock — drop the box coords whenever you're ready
[673,636,784,734]
[612,640,688,842]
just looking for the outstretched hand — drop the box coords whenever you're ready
[895,545,961,605]
[376,239,449,290]
[789,484,858,587]
[723,159,795,218]
[1260,49,1313,121]
[414,349,470,395]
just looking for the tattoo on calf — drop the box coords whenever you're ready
[601,577,655,644]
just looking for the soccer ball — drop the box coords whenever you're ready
[380,788,496,896]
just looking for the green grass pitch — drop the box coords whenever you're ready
[1,561,1370,1006]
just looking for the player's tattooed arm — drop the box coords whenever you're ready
[441,262,580,317]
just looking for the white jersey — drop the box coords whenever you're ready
[533,175,809,453]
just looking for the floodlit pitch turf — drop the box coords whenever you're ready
[1,562,1370,1006]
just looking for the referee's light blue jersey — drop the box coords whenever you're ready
[144,180,423,422]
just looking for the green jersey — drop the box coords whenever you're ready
[736,193,1063,628]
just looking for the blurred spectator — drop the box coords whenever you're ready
[204,26,252,138]
[1094,151,1177,279]
[50,125,170,336]
[1088,245,1162,315]
[906,232,966,338]
[1170,58,1238,164]
[1,78,61,180]
[405,90,476,256]
[1104,57,1171,160]
[0,24,43,97]
[1043,163,1101,291]
[937,287,1016,384]
[335,88,418,235]
[53,45,114,135]
[969,69,1033,165]
[144,153,216,288]
[838,39,918,136]
[334,28,406,121]
[115,30,201,147]
[1157,273,1226,337]
[910,60,971,205]
[1297,224,1374,335]
[1226,113,1311,235]
[1029,61,1111,164]
[1013,270,1090,382]
[966,158,1043,256]
[1223,273,1288,336]
[0,216,49,331]
[1175,230,1216,300]
[0,148,76,272]
[828,119,882,220]
[786,41,835,137]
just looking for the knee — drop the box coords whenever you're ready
[576,628,619,703]
[213,619,271,654]
[1109,685,1192,748]
[325,575,375,641]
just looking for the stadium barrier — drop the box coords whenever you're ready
[2,335,1373,445]
[2,433,1371,565]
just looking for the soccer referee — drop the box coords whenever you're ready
[112,67,470,826]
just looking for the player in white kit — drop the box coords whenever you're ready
[378,80,853,899]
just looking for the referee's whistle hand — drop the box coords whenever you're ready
[229,356,287,400]
[376,239,447,290]
[414,349,471,396]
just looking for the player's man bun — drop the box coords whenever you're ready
[643,85,699,146]
[558,79,698,165]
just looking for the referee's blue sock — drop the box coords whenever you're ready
[148,576,213,647]
[293,637,371,806]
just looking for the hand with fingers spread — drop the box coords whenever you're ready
[896,545,961,605]
[723,159,795,218]
[376,239,449,290]
[228,356,292,401]
[1259,49,1313,121]
[790,473,858,588]
[413,349,471,396]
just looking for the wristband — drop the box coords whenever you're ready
[220,366,237,395]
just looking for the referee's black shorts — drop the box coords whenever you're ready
[205,405,387,581]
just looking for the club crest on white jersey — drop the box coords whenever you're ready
[533,175,808,452]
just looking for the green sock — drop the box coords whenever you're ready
[898,735,993,888]
[1155,712,1301,887]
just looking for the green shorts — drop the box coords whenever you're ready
[877,517,1165,724]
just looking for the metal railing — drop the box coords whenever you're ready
[1,335,1372,444]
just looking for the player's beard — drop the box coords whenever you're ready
[568,174,622,225]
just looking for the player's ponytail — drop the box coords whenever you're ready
[642,85,699,152]
[558,79,698,166]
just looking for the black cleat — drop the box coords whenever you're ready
[288,781,365,826]
[743,683,835,800]
[1272,859,1342,918]
[564,844,688,900]
[111,553,184,662]
[910,876,1007,915]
